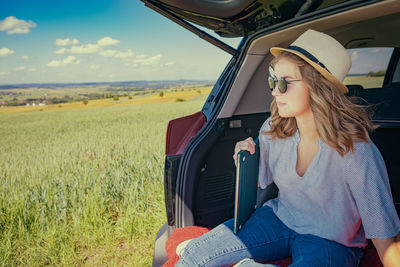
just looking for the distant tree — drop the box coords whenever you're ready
[58,105,62,108]
[176,98,186,102]
[113,95,119,101]
[159,91,164,97]
[128,95,133,100]
[197,89,201,94]
[374,70,386,76]
[83,100,89,105]
[368,70,386,77]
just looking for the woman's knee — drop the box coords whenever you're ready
[176,221,238,266]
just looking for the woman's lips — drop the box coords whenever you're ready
[277,102,286,107]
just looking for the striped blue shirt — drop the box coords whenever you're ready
[258,117,400,247]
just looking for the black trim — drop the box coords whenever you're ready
[164,155,181,226]
[384,47,400,86]
[287,45,331,73]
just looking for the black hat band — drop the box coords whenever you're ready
[288,45,331,74]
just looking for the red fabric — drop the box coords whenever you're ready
[163,226,211,267]
[359,240,383,267]
[165,112,206,156]
[163,226,383,267]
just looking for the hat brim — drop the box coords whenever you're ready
[270,47,348,94]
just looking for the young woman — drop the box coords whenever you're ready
[176,29,400,267]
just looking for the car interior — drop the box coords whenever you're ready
[180,1,400,229]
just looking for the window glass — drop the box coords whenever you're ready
[343,48,394,89]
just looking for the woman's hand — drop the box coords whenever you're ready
[233,137,256,166]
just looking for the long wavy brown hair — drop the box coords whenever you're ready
[265,52,376,156]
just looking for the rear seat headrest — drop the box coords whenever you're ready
[346,84,364,96]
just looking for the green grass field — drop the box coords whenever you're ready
[0,94,207,266]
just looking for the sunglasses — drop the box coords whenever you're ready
[268,76,302,94]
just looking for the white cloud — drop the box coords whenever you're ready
[55,38,80,46]
[21,55,31,60]
[351,51,359,60]
[90,65,99,70]
[97,37,120,47]
[28,68,37,72]
[134,54,162,65]
[99,50,117,57]
[0,72,9,76]
[115,50,134,59]
[70,44,101,54]
[99,49,134,58]
[0,16,36,34]
[15,66,25,71]
[54,48,67,54]
[0,47,15,57]
[165,61,175,66]
[136,54,146,59]
[47,56,80,67]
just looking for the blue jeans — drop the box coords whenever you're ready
[176,205,363,267]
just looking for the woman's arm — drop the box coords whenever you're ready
[372,233,400,267]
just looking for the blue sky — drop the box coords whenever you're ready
[0,0,240,84]
[0,0,393,85]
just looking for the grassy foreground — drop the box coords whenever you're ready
[0,94,207,266]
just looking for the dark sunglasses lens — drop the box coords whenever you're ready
[268,77,275,90]
[277,79,287,93]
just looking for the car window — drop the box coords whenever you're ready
[343,48,394,89]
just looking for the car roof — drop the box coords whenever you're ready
[141,0,388,55]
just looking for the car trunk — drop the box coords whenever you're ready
[150,0,400,265]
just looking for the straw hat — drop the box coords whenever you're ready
[270,29,351,94]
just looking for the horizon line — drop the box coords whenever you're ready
[0,79,217,87]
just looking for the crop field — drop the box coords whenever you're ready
[0,86,212,114]
[343,75,384,89]
[0,91,208,266]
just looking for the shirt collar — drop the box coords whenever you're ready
[294,128,324,149]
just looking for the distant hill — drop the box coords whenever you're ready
[347,73,368,77]
[0,80,215,90]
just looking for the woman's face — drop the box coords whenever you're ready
[271,57,312,119]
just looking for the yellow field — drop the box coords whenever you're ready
[343,76,384,89]
[0,86,212,114]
